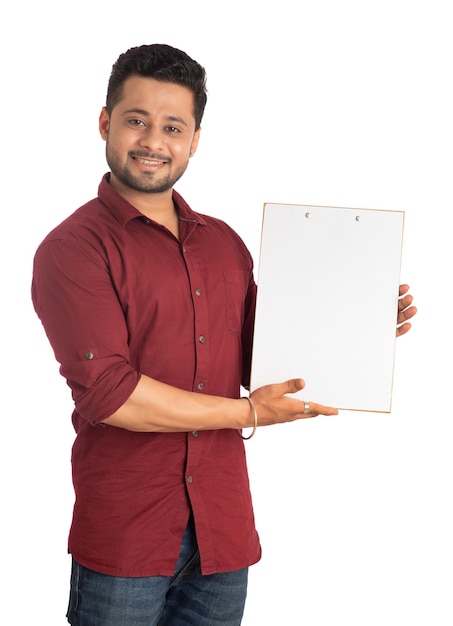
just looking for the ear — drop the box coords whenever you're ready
[189,128,201,157]
[99,107,110,140]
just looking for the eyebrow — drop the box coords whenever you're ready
[122,109,189,127]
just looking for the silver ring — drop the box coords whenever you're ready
[303,402,310,415]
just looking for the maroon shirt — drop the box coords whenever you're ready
[32,174,261,576]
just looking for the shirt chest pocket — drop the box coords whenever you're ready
[223,270,249,335]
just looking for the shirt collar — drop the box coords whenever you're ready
[98,173,207,228]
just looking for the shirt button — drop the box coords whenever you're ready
[199,335,206,344]
[195,288,202,296]
[85,352,94,360]
[192,431,198,437]
[187,475,193,484]
[197,382,204,390]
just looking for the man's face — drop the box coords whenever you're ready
[99,76,200,195]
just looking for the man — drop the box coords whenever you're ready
[31,44,416,625]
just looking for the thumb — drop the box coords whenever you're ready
[285,378,305,394]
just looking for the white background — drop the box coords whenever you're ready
[1,1,451,624]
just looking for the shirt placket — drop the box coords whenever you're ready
[180,223,210,485]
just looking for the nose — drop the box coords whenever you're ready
[139,125,164,152]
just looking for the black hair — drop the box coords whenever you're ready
[106,44,207,130]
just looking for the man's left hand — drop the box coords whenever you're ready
[396,284,417,337]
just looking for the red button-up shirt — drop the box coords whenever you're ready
[32,174,261,576]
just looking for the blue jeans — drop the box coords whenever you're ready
[66,515,248,625]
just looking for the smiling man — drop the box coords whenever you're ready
[31,44,415,626]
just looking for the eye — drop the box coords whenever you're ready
[165,126,181,134]
[128,119,146,127]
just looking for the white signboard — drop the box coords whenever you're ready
[250,203,405,412]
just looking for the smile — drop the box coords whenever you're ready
[133,156,167,166]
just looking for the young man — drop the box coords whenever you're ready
[31,44,416,625]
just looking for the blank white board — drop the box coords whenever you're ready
[250,204,405,412]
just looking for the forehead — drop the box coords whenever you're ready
[115,75,195,122]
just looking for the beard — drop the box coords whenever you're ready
[106,143,189,194]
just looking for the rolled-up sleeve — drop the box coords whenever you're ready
[32,237,140,425]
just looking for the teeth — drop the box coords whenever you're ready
[135,157,164,166]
